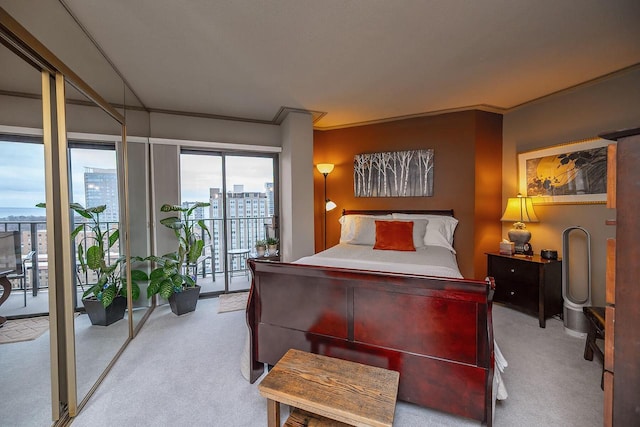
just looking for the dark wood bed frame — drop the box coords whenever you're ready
[246,210,496,425]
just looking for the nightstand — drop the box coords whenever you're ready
[486,252,563,328]
[248,254,280,262]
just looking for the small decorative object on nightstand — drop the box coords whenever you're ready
[499,240,515,255]
[254,240,267,257]
[487,252,562,328]
[540,249,558,260]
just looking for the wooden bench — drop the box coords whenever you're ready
[258,349,399,427]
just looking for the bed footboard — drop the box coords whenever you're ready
[246,259,495,425]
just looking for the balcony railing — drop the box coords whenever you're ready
[192,215,274,276]
[0,219,120,294]
[1,215,276,292]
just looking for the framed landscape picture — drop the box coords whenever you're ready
[518,138,611,205]
[354,149,434,197]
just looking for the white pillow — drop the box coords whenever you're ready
[339,214,391,244]
[350,216,378,245]
[340,215,428,248]
[392,213,458,252]
[392,218,428,249]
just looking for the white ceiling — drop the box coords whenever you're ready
[58,0,640,129]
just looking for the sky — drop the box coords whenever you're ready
[0,141,274,209]
[0,141,46,208]
[180,154,274,202]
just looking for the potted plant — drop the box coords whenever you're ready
[255,239,267,257]
[69,203,146,326]
[146,202,210,315]
[266,237,279,256]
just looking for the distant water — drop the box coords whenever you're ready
[0,207,46,220]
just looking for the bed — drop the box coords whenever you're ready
[246,209,505,425]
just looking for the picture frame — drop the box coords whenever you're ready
[354,149,434,197]
[518,137,611,205]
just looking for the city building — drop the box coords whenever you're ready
[84,167,118,222]
[208,186,269,273]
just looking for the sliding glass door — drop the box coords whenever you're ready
[68,143,119,310]
[180,151,278,295]
[0,139,47,318]
[180,152,223,295]
[0,49,52,425]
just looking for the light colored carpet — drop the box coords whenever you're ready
[218,292,249,313]
[0,316,49,344]
[70,299,604,427]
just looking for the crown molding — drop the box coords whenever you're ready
[312,104,507,131]
[272,106,327,124]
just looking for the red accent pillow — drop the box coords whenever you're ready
[373,220,416,251]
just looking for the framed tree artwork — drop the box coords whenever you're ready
[354,149,434,197]
[518,137,611,205]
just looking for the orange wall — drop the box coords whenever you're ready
[313,110,502,279]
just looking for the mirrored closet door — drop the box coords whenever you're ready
[0,3,151,423]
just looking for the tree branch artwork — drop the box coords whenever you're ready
[354,149,434,197]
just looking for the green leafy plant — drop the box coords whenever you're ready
[37,202,146,308]
[266,237,279,246]
[255,239,267,249]
[146,202,210,300]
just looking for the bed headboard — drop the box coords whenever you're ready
[342,209,455,217]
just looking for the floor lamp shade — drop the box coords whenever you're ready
[501,195,538,253]
[316,163,334,175]
[316,163,335,249]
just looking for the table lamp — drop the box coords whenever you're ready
[501,193,539,254]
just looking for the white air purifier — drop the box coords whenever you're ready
[561,226,592,338]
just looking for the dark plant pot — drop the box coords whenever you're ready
[83,295,126,326]
[168,285,201,316]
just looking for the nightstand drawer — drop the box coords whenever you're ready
[488,257,539,286]
[494,280,538,313]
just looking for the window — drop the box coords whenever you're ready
[180,151,277,294]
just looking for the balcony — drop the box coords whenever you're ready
[0,215,275,317]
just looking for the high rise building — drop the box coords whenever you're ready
[265,182,274,216]
[84,167,118,222]
[207,186,268,274]
[182,201,205,220]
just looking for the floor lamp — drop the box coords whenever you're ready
[316,163,337,249]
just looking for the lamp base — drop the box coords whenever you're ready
[508,227,532,255]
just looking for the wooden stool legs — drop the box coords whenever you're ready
[582,306,605,390]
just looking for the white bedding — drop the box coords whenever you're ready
[292,243,509,405]
[294,243,464,279]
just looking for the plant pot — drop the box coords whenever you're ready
[83,295,126,326]
[168,285,201,316]
[256,247,266,257]
[267,245,278,256]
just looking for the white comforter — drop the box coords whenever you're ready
[293,243,509,403]
[295,243,464,278]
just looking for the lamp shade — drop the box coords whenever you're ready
[316,163,335,175]
[325,199,337,211]
[500,195,539,223]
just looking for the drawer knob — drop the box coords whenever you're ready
[510,291,515,296]
[510,268,515,273]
